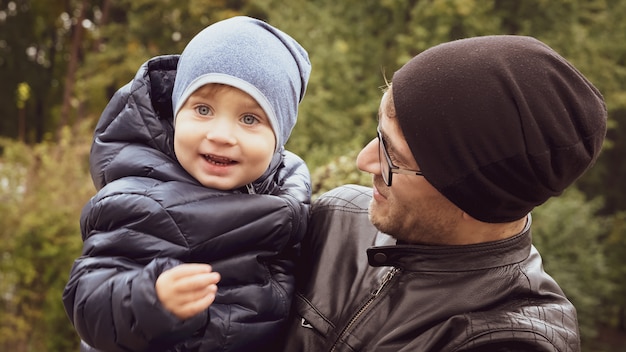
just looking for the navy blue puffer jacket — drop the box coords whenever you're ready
[62,55,311,352]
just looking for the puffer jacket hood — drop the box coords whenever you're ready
[63,55,311,352]
[90,54,289,196]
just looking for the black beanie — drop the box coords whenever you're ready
[392,35,607,223]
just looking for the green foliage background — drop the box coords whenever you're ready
[1,0,625,351]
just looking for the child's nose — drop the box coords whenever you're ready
[205,118,237,144]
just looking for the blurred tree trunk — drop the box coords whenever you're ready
[59,0,87,138]
[92,0,111,52]
[17,107,25,142]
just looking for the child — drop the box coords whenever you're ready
[63,16,311,352]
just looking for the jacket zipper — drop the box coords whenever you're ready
[329,267,400,352]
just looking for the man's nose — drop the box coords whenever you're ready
[356,137,380,175]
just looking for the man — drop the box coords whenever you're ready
[281,35,606,351]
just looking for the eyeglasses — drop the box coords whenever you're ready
[377,127,423,186]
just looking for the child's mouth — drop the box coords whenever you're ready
[203,154,237,166]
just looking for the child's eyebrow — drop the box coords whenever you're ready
[242,101,263,110]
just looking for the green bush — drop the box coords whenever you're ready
[0,123,93,352]
[532,188,612,347]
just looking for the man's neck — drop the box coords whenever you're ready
[451,214,528,245]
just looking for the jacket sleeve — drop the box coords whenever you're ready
[276,150,311,243]
[62,178,207,352]
[460,341,556,352]
[265,150,310,289]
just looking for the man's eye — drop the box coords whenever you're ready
[241,114,258,125]
[389,153,401,165]
[196,105,211,115]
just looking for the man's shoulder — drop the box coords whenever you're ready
[446,308,580,352]
[306,184,384,256]
[312,184,372,213]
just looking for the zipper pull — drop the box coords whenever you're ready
[373,267,398,296]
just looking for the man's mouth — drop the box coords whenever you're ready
[203,154,237,166]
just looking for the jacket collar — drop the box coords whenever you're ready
[367,218,532,272]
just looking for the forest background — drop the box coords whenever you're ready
[0,0,625,351]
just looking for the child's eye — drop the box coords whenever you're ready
[241,114,259,125]
[195,105,211,116]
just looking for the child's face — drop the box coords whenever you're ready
[174,84,276,190]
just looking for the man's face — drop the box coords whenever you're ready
[356,90,462,244]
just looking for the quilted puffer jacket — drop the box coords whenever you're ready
[281,185,580,352]
[62,55,310,352]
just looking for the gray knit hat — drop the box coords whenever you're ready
[392,35,607,223]
[172,16,311,150]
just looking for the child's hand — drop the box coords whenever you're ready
[156,263,221,320]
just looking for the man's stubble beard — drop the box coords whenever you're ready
[368,195,459,245]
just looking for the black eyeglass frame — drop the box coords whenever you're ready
[377,127,424,186]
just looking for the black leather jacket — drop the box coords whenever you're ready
[282,185,580,352]
[62,55,311,352]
